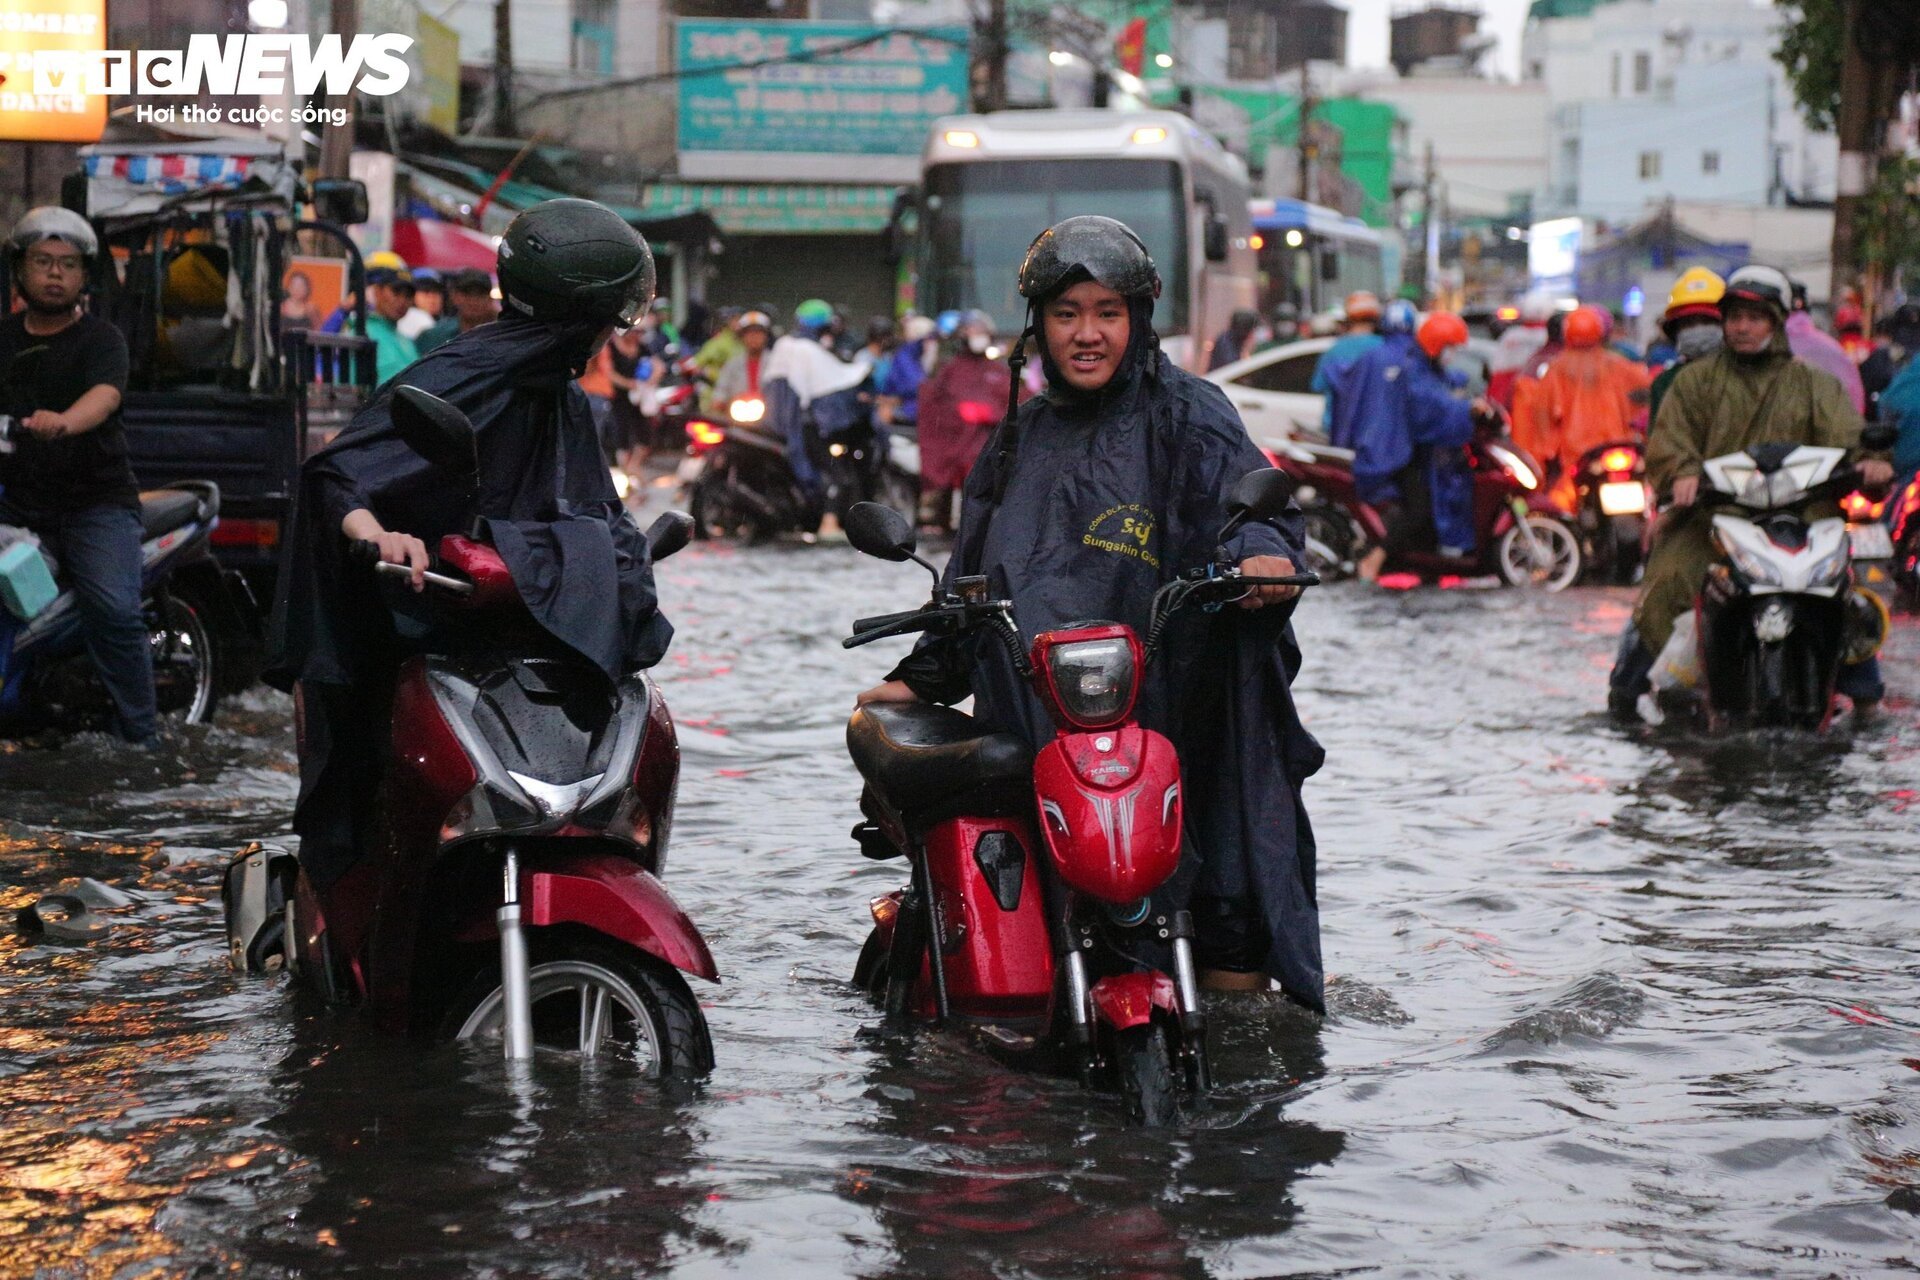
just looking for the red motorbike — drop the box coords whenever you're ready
[1270,418,1583,590]
[225,387,716,1078]
[839,472,1315,1125]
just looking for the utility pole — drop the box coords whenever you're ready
[1296,59,1315,203]
[494,0,517,136]
[1421,139,1438,303]
[967,0,1013,112]
[318,0,357,178]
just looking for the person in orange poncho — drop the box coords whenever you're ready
[1508,310,1564,470]
[1533,306,1651,510]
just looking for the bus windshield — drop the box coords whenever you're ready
[921,158,1188,336]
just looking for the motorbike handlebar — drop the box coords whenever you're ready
[852,608,932,634]
[350,538,476,596]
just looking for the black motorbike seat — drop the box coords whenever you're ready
[847,702,1031,821]
[139,489,200,538]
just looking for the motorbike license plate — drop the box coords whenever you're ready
[1849,522,1894,560]
[1598,481,1647,516]
[676,455,706,484]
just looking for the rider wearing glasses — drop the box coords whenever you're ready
[0,208,156,745]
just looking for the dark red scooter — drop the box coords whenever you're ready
[839,472,1315,1125]
[225,387,716,1078]
[1272,416,1583,590]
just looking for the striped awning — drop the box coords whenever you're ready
[638,182,899,235]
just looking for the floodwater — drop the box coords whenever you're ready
[3,536,1918,1278]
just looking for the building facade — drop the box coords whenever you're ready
[1522,0,1837,216]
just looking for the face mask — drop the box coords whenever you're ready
[967,332,990,355]
[1675,325,1724,361]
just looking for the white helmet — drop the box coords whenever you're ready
[10,206,97,260]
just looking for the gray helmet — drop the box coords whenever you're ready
[496,198,654,327]
[10,206,97,261]
[1017,216,1160,302]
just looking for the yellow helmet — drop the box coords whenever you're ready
[1665,267,1725,317]
[364,249,409,273]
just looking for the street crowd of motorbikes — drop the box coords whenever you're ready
[8,287,1915,1129]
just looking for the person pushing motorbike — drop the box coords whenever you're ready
[267,198,675,891]
[1608,265,1892,719]
[854,216,1325,1008]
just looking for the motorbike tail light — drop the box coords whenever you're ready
[1030,624,1141,731]
[729,397,766,425]
[957,400,999,427]
[1600,448,1636,474]
[210,517,280,549]
[1840,490,1885,522]
[688,419,727,452]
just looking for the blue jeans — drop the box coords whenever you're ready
[0,498,157,741]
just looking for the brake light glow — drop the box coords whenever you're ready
[1250,234,1265,250]
[688,420,726,452]
[1601,448,1636,474]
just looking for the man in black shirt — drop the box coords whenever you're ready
[0,207,155,744]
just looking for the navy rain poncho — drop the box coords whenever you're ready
[267,315,673,889]
[889,304,1327,1010]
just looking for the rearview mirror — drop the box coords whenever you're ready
[1204,213,1229,264]
[1228,467,1297,523]
[844,501,917,562]
[311,178,369,226]
[391,385,479,477]
[644,510,694,562]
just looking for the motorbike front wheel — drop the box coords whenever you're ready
[1113,1023,1179,1127]
[1496,516,1582,592]
[449,937,713,1079]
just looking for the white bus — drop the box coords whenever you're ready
[911,109,1257,371]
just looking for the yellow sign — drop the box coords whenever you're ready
[417,12,458,135]
[0,0,106,143]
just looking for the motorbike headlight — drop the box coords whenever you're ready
[1718,536,1785,588]
[1035,628,1141,730]
[730,397,765,424]
[1805,546,1850,588]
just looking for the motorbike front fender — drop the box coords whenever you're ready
[523,850,719,982]
[1088,972,1178,1032]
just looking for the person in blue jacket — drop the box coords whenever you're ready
[1881,354,1920,494]
[1311,290,1386,431]
[1329,308,1489,581]
[854,216,1326,1010]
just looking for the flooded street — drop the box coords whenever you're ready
[3,537,1919,1278]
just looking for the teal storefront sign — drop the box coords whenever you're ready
[676,21,969,180]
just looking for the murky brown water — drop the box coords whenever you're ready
[3,541,1918,1277]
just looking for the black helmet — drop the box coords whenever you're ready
[496,198,654,327]
[1017,216,1160,302]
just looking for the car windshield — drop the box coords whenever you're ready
[920,159,1189,336]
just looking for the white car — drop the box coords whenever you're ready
[1206,337,1335,450]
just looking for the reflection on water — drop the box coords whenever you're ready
[1,554,1917,1276]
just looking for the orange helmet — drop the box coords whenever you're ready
[1343,290,1381,322]
[1564,305,1606,349]
[1415,311,1469,359]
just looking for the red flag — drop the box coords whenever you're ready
[1116,18,1146,77]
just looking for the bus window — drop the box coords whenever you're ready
[922,159,1189,336]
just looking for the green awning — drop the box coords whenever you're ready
[640,182,898,235]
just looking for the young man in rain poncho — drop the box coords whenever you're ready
[855,216,1327,1010]
[267,199,675,891]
